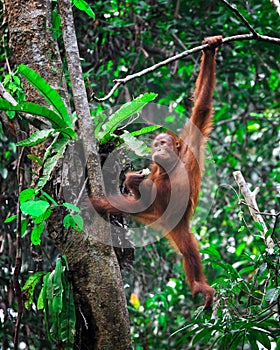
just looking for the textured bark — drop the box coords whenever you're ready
[4,0,132,348]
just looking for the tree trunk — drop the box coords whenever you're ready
[4,0,132,348]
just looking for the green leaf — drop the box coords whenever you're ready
[192,327,214,345]
[63,214,84,232]
[247,122,260,132]
[22,271,47,309]
[21,200,50,217]
[239,265,255,276]
[31,223,45,245]
[41,256,76,346]
[19,64,72,127]
[16,129,56,147]
[0,99,61,128]
[201,246,221,260]
[27,154,43,166]
[43,134,69,161]
[0,98,76,139]
[247,333,259,350]
[33,207,52,224]
[253,329,271,349]
[37,137,68,189]
[265,228,273,239]
[99,93,157,140]
[235,241,246,256]
[130,124,162,137]
[4,215,17,223]
[119,131,150,157]
[52,257,63,316]
[46,270,56,341]
[21,219,28,237]
[60,256,76,346]
[63,203,81,212]
[72,0,95,19]
[19,188,35,204]
[228,332,244,350]
[22,271,47,291]
[37,272,50,310]
[254,221,265,232]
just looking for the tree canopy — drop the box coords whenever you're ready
[0,0,279,349]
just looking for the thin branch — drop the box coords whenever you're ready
[174,0,181,18]
[271,212,280,245]
[233,170,274,249]
[13,146,24,350]
[91,81,122,103]
[239,200,280,217]
[171,32,187,51]
[91,33,280,102]
[220,0,259,36]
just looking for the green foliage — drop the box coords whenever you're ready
[33,256,76,349]
[72,0,95,19]
[129,278,191,349]
[92,92,160,157]
[21,200,50,217]
[129,223,280,349]
[18,188,83,244]
[37,135,69,189]
[97,92,158,142]
[0,65,77,193]
[16,128,57,147]
[20,259,76,349]
[42,256,76,348]
[1,0,280,347]
[22,271,48,309]
[18,65,73,129]
[63,214,84,233]
[118,131,150,157]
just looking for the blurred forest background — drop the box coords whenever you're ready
[0,0,279,349]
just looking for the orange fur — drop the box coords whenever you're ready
[90,36,223,308]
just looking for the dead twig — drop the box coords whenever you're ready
[233,170,274,249]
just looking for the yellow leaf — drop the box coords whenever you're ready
[130,293,140,309]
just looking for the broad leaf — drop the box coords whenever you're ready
[37,137,68,189]
[119,131,150,157]
[37,272,50,310]
[19,188,35,204]
[63,203,81,213]
[17,128,56,147]
[72,0,95,19]
[21,200,50,217]
[33,207,52,224]
[63,214,84,232]
[0,99,75,138]
[253,329,271,350]
[130,125,162,137]
[22,271,47,309]
[31,224,43,245]
[99,93,157,140]
[19,64,72,127]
